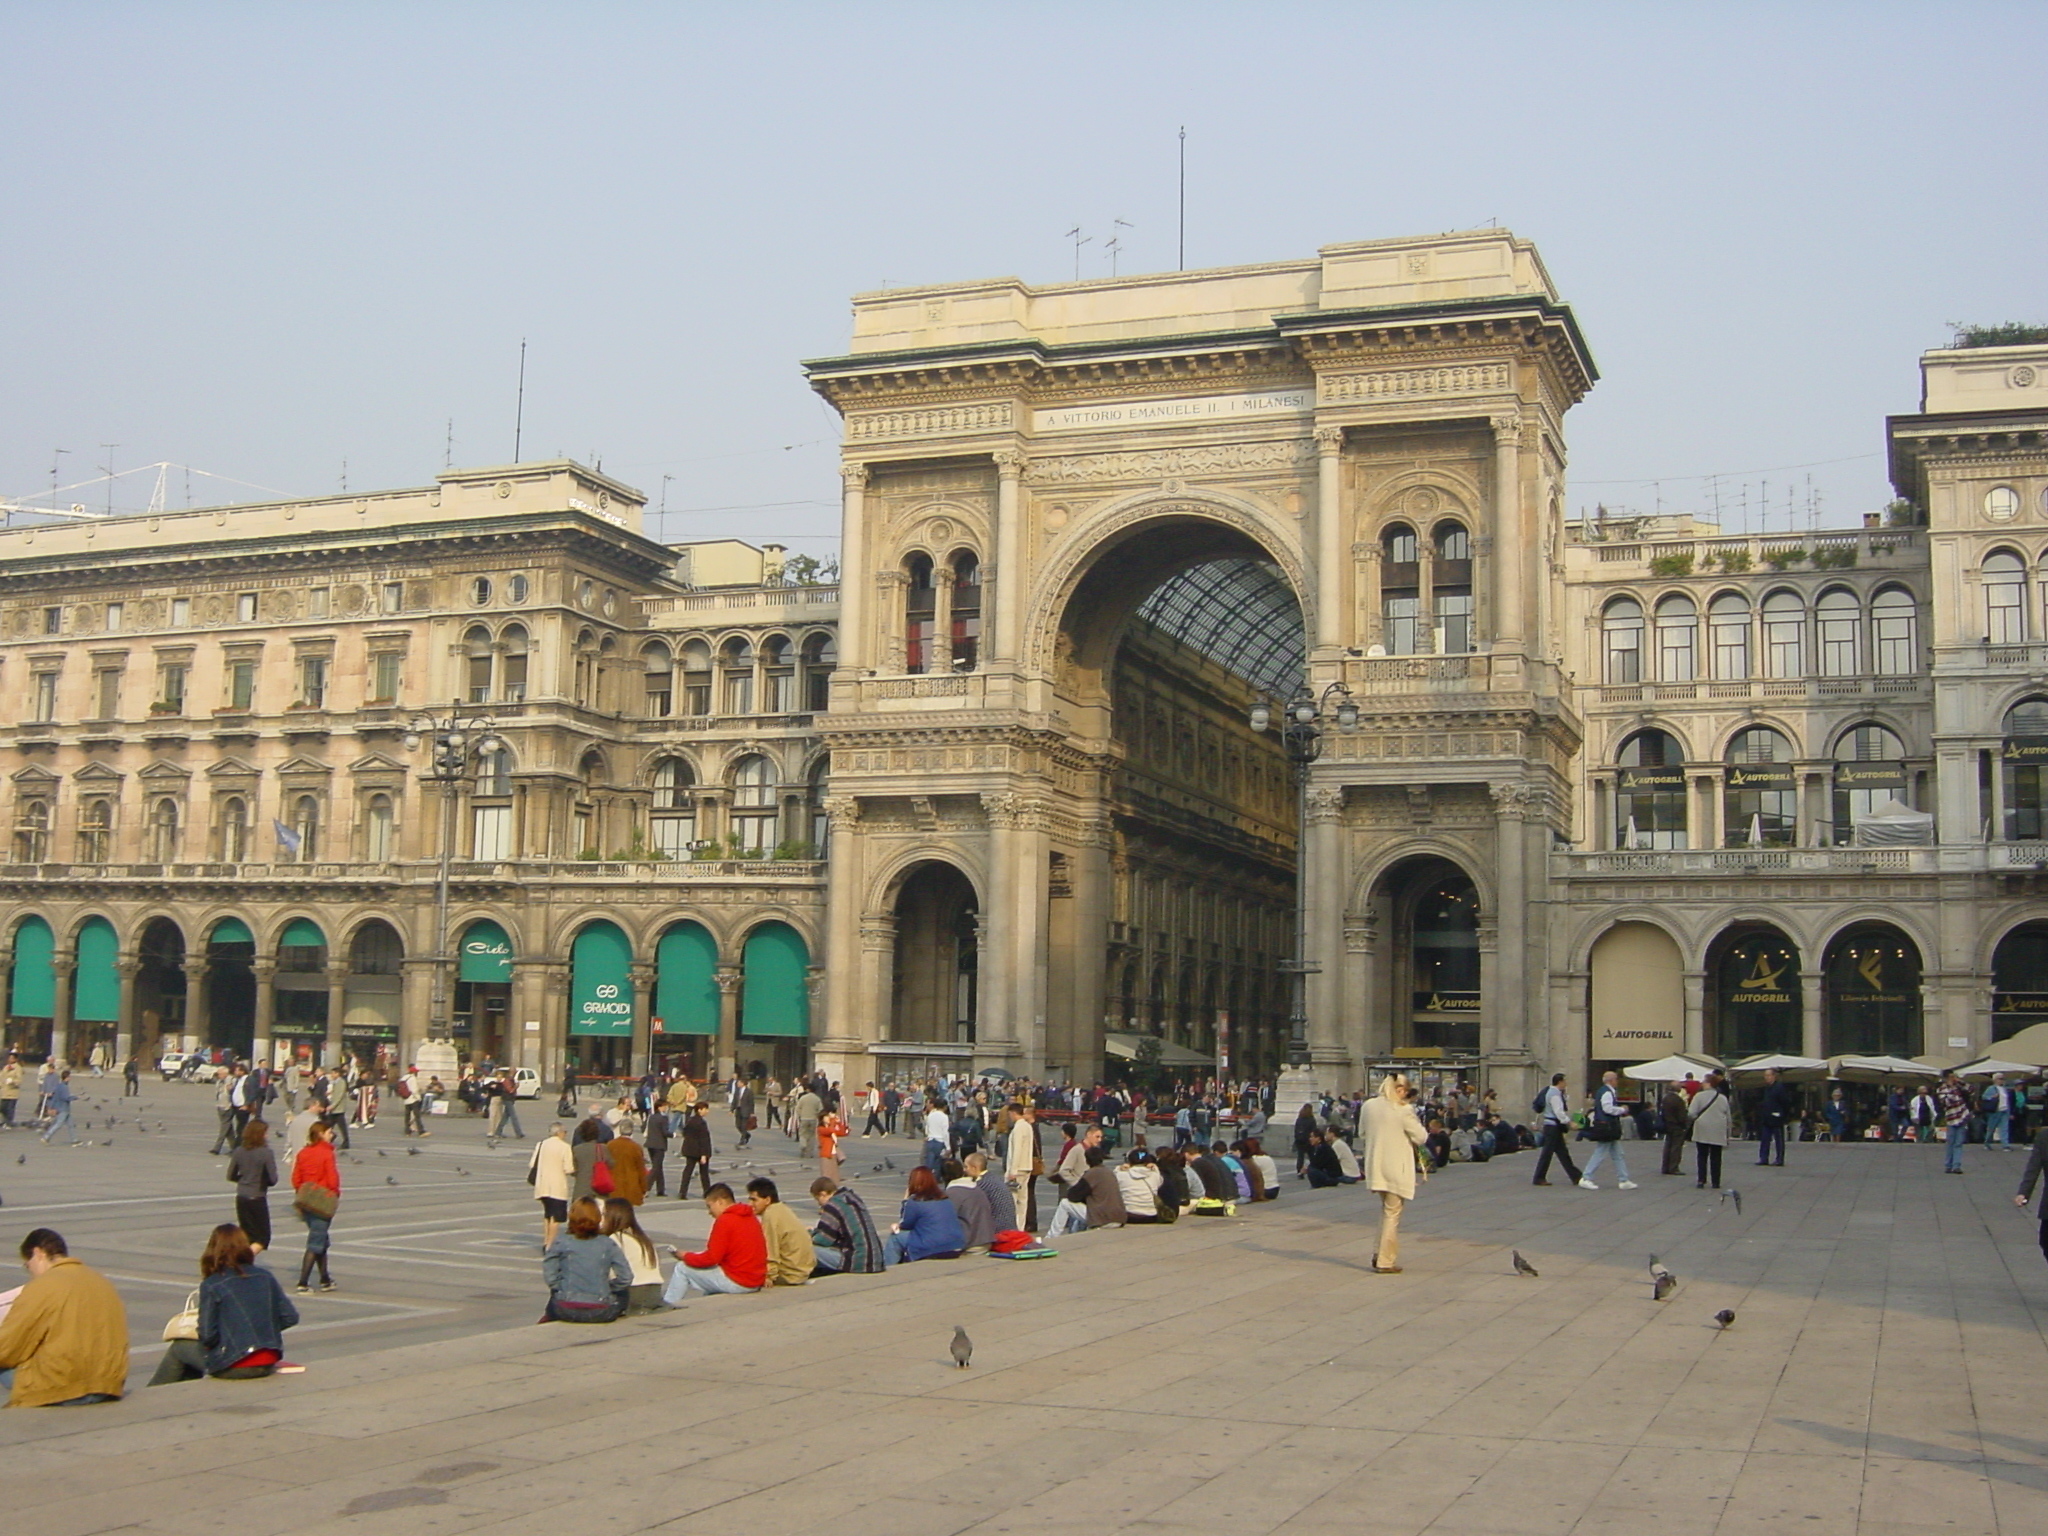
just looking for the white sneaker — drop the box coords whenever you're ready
[1577,1178,1599,1190]
[1618,1180,1639,1190]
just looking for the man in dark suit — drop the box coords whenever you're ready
[1756,1067,1794,1166]
[1659,1083,1692,1176]
[2014,1132,2048,1270]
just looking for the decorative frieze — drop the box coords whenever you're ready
[1321,363,1511,404]
[1022,439,1316,485]
[845,403,1016,442]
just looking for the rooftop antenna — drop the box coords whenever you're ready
[1066,226,1090,281]
[513,338,527,462]
[50,448,68,512]
[445,418,455,470]
[660,473,673,532]
[340,458,347,493]
[1761,478,1770,535]
[99,444,118,515]
[147,463,169,516]
[1178,126,1187,269]
[1106,218,1133,276]
[183,463,191,508]
[1707,473,1723,525]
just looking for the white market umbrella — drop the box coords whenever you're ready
[1749,812,1764,847]
[1622,1052,1723,1083]
[1830,1054,1939,1083]
[1727,1053,1828,1081]
[1954,1058,2043,1078]
[1625,814,1640,849]
[1979,1022,2048,1068]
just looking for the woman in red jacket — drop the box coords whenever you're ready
[290,1121,342,1293]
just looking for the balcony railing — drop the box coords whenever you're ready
[0,857,826,884]
[1594,673,1926,707]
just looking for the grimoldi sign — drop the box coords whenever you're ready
[1032,389,1314,434]
[2006,737,2048,764]
[1617,766,1685,792]
[1726,764,1794,790]
[1836,761,1906,790]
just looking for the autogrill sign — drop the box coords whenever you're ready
[1726,764,1794,790]
[1617,767,1685,792]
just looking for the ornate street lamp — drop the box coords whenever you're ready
[1248,681,1357,1069]
[403,707,501,1044]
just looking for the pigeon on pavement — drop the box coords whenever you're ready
[1653,1271,1678,1302]
[385,1176,399,1186]
[1714,1309,1735,1330]
[1648,1255,1671,1282]
[950,1326,972,1368]
[1512,1250,1539,1278]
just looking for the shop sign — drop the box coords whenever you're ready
[1414,990,1482,1014]
[2006,737,2048,763]
[1725,764,1794,790]
[1617,766,1685,792]
[1836,761,1906,790]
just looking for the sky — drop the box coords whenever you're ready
[4,1,2044,558]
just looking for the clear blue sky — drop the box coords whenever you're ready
[4,1,2042,555]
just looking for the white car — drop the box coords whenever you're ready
[510,1067,542,1099]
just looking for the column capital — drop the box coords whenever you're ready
[992,447,1028,477]
[839,462,870,490]
[251,957,278,981]
[823,795,862,828]
[1313,425,1345,453]
[713,967,742,995]
[1305,787,1344,824]
[1488,412,1523,439]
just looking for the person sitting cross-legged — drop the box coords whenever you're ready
[662,1184,767,1303]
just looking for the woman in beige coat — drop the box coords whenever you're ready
[529,1123,577,1247]
[1360,1074,1428,1274]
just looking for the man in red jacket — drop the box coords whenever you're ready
[662,1183,767,1305]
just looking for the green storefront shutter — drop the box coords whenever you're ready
[10,915,56,1019]
[654,923,719,1036]
[740,922,809,1038]
[73,917,121,1024]
[459,920,515,983]
[209,916,254,947]
[278,918,325,950]
[569,921,634,1037]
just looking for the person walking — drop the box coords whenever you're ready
[1983,1074,2016,1150]
[1579,1071,1638,1190]
[123,1055,141,1097]
[921,1096,951,1173]
[2014,1129,2048,1270]
[1689,1072,1731,1188]
[147,1224,301,1385]
[290,1121,341,1293]
[0,1051,22,1128]
[529,1123,576,1247]
[1360,1073,1427,1273]
[861,1082,887,1138]
[38,1069,78,1145]
[643,1098,670,1197]
[1006,1101,1042,1231]
[1937,1069,1973,1175]
[732,1077,757,1149]
[1659,1082,1692,1176]
[817,1106,848,1183]
[227,1119,279,1251]
[1531,1073,1584,1188]
[678,1102,714,1198]
[787,1081,820,1152]
[1756,1067,1794,1167]
[494,1071,526,1141]
[605,1127,649,1206]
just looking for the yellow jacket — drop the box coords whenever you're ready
[0,1256,129,1407]
[757,1200,816,1286]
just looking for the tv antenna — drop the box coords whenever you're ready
[1065,226,1090,281]
[513,338,528,462]
[1106,218,1133,276]
[1178,126,1187,268]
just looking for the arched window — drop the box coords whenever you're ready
[720,637,755,714]
[761,635,794,713]
[1655,594,1697,682]
[807,756,831,856]
[730,754,778,854]
[2008,699,2048,842]
[1709,592,1751,679]
[680,639,712,716]
[904,555,935,674]
[1986,551,2027,646]
[1725,726,1796,847]
[365,793,395,862]
[216,796,248,863]
[651,759,696,857]
[1872,587,1918,675]
[1832,723,1908,845]
[463,625,494,704]
[572,629,598,708]
[500,624,529,702]
[290,794,320,863]
[1763,591,1806,678]
[1816,588,1861,677]
[76,798,112,864]
[1381,524,1419,654]
[641,641,674,718]
[1432,521,1472,655]
[1615,728,1687,848]
[950,551,982,671]
[13,798,50,863]
[596,635,618,713]
[150,797,181,863]
[471,744,512,859]
[800,632,835,712]
[1602,598,1644,683]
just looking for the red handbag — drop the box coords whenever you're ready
[592,1157,615,1197]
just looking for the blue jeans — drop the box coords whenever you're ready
[1583,1139,1631,1184]
[813,1246,845,1272]
[923,1139,945,1173]
[1043,1199,1090,1239]
[299,1209,332,1254]
[40,1108,77,1144]
[1945,1123,1967,1172]
[662,1264,759,1305]
[1986,1111,2010,1148]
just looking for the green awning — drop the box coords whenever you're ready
[9,915,55,1020]
[739,922,809,1038]
[278,918,325,950]
[569,921,634,1037]
[209,916,255,947]
[654,922,718,1036]
[459,920,514,982]
[74,917,120,1024]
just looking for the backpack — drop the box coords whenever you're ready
[1531,1089,1549,1116]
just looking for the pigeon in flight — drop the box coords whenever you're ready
[1721,1188,1742,1216]
[950,1326,973,1369]
[1653,1271,1678,1302]
[1714,1309,1736,1330]
[1512,1250,1539,1278]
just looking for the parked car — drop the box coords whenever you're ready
[510,1067,541,1099]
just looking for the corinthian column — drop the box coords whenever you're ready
[837,464,869,672]
[1314,427,1345,657]
[991,449,1026,666]
[1490,414,1525,651]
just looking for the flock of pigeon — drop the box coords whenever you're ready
[1507,1183,1745,1333]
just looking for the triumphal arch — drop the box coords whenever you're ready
[804,232,1596,1096]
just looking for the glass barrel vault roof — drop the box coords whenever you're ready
[1133,558,1305,698]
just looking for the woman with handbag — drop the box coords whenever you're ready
[149,1224,301,1385]
[291,1121,341,1293]
[572,1119,608,1202]
[227,1119,279,1252]
[1689,1072,1731,1190]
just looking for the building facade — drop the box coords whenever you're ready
[6,239,2046,1096]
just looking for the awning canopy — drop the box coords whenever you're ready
[1103,1031,1214,1068]
[1981,1022,2048,1068]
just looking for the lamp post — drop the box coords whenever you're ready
[1248,681,1357,1071]
[404,706,501,1050]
